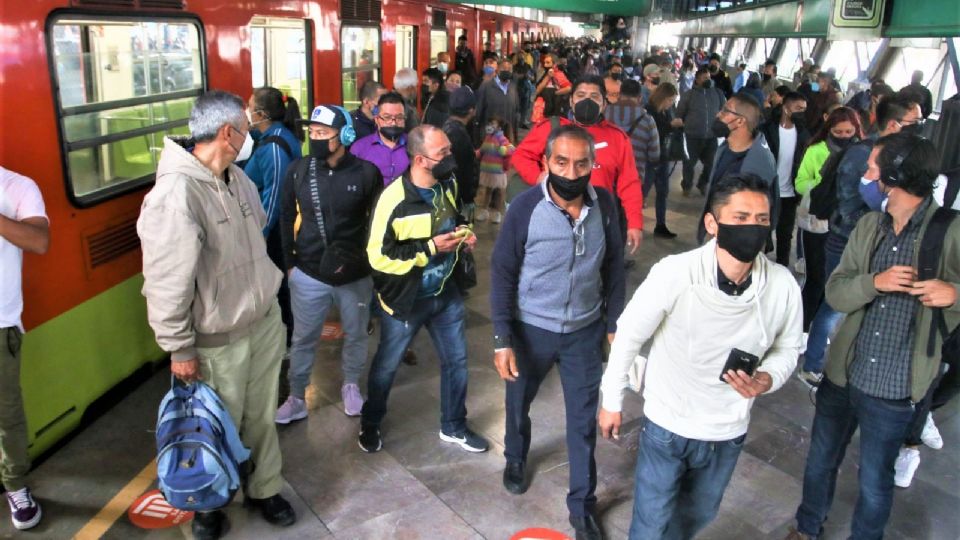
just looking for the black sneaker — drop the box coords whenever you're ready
[502,462,527,494]
[246,494,296,527]
[569,513,604,540]
[653,225,677,239]
[192,510,229,540]
[359,426,383,453]
[439,428,489,453]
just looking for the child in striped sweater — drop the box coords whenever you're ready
[475,116,515,224]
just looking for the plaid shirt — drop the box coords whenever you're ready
[849,197,931,400]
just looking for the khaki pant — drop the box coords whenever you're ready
[197,303,285,499]
[0,327,30,491]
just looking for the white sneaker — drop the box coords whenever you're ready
[894,447,920,488]
[476,209,489,222]
[275,395,307,424]
[921,413,944,450]
[797,369,822,390]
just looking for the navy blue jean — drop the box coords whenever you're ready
[644,160,672,227]
[504,319,604,517]
[361,287,468,434]
[628,418,745,540]
[795,378,915,540]
[802,233,846,373]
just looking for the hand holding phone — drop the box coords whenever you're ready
[719,348,760,383]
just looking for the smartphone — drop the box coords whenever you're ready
[452,228,473,238]
[719,348,761,382]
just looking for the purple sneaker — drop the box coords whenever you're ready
[6,487,41,530]
[342,383,364,417]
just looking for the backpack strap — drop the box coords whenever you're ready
[920,207,959,356]
[626,114,645,137]
[254,135,293,159]
[943,167,960,209]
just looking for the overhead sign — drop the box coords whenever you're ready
[580,23,600,30]
[829,0,885,40]
[128,490,193,529]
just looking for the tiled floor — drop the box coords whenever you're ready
[3,167,958,540]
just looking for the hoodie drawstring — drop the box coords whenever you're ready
[215,176,231,222]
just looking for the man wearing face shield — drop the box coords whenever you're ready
[492,125,625,540]
[138,91,297,538]
[359,126,488,456]
[513,75,644,257]
[600,173,801,540]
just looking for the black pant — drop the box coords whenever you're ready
[504,319,604,517]
[775,196,800,267]
[800,230,828,331]
[681,136,717,192]
[266,225,294,347]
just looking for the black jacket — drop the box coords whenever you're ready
[443,116,478,204]
[759,118,811,192]
[351,108,377,141]
[422,89,451,128]
[280,153,383,283]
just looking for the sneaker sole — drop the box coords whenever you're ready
[12,506,41,531]
[439,431,488,453]
[343,407,362,417]
[358,439,382,453]
[275,410,308,425]
[922,438,943,450]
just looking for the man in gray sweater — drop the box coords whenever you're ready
[476,59,521,140]
[675,67,726,196]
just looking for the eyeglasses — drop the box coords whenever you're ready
[573,222,585,257]
[720,107,744,118]
[378,114,405,124]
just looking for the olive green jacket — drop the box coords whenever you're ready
[825,202,960,402]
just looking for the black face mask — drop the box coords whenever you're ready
[762,73,772,82]
[711,118,732,138]
[715,221,770,263]
[498,71,513,82]
[899,122,923,136]
[790,112,806,126]
[649,77,660,86]
[709,65,719,73]
[573,98,601,125]
[610,73,622,81]
[547,171,591,201]
[428,154,458,181]
[310,137,336,160]
[829,135,854,150]
[380,126,404,141]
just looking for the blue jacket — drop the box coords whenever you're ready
[243,123,302,235]
[490,182,625,346]
[830,137,875,239]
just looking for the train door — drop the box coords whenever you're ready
[341,25,380,110]
[430,9,448,67]
[396,25,417,73]
[250,17,313,122]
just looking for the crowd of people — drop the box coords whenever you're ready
[1,34,957,540]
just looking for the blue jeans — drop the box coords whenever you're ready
[504,319,604,517]
[629,418,745,540]
[644,160,672,227]
[361,287,468,434]
[795,378,915,540]
[802,233,846,373]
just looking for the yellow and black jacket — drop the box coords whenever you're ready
[366,172,466,319]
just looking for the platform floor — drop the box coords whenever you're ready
[3,166,958,540]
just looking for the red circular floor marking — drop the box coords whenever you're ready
[511,528,572,540]
[321,322,344,341]
[127,489,193,529]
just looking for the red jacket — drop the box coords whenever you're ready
[513,117,643,230]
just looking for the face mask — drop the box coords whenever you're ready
[610,73,622,81]
[380,126,404,142]
[438,62,448,74]
[899,122,923,136]
[233,130,254,162]
[858,178,887,212]
[483,66,496,76]
[498,71,513,82]
[428,154,457,181]
[484,125,496,135]
[711,118,732,138]
[573,98,601,125]
[709,65,719,73]
[624,66,634,75]
[829,135,854,150]
[762,73,772,82]
[310,136,336,160]
[714,221,770,263]
[810,82,820,92]
[547,171,591,201]
[790,112,806,126]
[649,77,660,86]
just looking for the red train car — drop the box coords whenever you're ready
[0,0,556,457]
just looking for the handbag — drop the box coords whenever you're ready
[305,159,371,285]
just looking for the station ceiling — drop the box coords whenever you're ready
[443,0,652,17]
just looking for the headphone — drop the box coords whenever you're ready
[333,105,356,146]
[880,136,922,188]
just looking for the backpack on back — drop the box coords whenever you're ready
[254,134,293,159]
[156,380,250,512]
[809,141,860,220]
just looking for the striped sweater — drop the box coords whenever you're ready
[603,102,660,178]
[479,132,515,174]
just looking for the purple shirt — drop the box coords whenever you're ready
[349,132,410,185]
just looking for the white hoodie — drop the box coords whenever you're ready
[600,240,802,441]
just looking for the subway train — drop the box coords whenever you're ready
[1,0,559,459]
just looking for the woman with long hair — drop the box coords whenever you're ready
[794,106,863,335]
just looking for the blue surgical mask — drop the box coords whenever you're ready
[372,105,380,117]
[859,177,887,212]
[810,82,820,92]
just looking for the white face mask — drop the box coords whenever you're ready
[438,62,448,74]
[234,131,254,162]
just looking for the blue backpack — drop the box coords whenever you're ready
[155,380,250,511]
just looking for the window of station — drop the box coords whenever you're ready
[777,38,819,82]
[883,38,956,114]
[250,17,311,121]
[727,38,749,66]
[49,16,205,205]
[396,25,416,72]
[748,38,777,70]
[821,40,883,89]
[430,30,448,67]
[341,25,380,111]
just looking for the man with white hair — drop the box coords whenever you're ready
[393,68,421,133]
[137,90,296,540]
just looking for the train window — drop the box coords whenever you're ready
[430,30,448,67]
[482,30,489,51]
[341,26,380,111]
[396,25,416,72]
[250,17,312,121]
[494,32,503,56]
[49,16,205,205]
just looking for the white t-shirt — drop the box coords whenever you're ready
[933,174,960,210]
[0,166,47,330]
[776,125,798,197]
